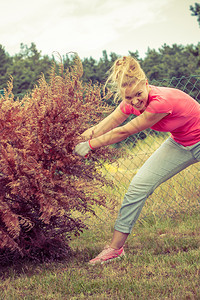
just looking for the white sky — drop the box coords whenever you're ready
[1,0,199,60]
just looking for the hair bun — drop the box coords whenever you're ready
[105,56,146,103]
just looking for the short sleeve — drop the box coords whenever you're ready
[146,96,173,114]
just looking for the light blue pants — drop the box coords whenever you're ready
[114,137,200,233]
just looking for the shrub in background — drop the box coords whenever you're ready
[0,56,119,264]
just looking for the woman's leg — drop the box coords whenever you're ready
[111,137,199,248]
[89,138,199,264]
[110,230,129,249]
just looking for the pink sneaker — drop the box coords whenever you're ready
[89,246,125,265]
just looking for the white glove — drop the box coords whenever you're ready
[74,141,93,157]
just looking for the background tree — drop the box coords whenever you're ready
[189,3,200,68]
[96,50,120,84]
[7,43,52,96]
[190,2,200,26]
[0,45,11,89]
[81,56,99,82]
[141,48,164,81]
[142,43,200,81]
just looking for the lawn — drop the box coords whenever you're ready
[0,211,199,299]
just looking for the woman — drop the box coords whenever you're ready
[74,56,200,265]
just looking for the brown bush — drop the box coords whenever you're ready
[0,56,119,264]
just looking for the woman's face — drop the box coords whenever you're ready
[122,80,150,112]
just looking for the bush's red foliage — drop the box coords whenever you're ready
[0,56,120,264]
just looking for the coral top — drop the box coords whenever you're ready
[119,85,200,146]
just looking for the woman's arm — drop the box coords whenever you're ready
[81,106,129,140]
[89,111,169,148]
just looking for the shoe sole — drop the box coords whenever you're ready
[89,253,126,265]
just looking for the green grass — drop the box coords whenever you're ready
[0,211,199,300]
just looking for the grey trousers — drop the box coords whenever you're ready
[114,137,200,233]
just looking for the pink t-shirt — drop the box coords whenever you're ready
[119,85,200,146]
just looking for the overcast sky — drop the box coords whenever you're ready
[1,0,199,60]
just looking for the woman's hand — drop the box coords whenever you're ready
[74,141,94,157]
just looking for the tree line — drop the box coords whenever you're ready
[0,42,200,97]
[0,3,199,97]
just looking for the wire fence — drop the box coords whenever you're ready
[2,77,200,229]
[88,75,200,229]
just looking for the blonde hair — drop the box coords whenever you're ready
[106,56,146,102]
